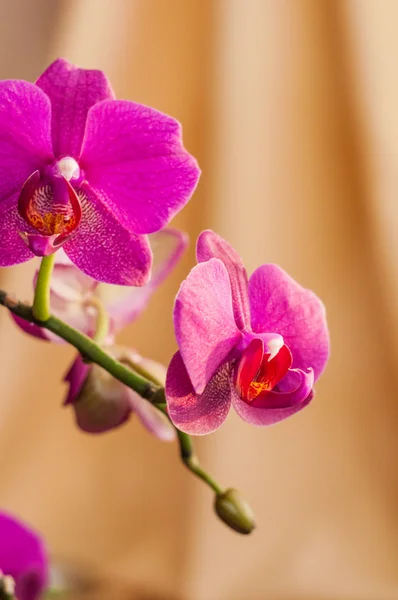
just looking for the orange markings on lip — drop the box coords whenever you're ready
[26,207,77,236]
[18,170,82,239]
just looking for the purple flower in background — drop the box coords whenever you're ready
[0,512,48,600]
[166,230,330,435]
[0,58,199,285]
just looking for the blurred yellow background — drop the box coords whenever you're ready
[0,0,398,598]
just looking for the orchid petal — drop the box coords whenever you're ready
[196,230,251,330]
[166,351,232,435]
[63,355,91,405]
[248,264,330,380]
[0,512,48,600]
[234,338,264,399]
[19,232,63,256]
[0,198,33,266]
[45,252,98,337]
[36,58,114,159]
[232,368,314,426]
[50,295,97,338]
[129,393,176,441]
[174,258,241,394]
[80,99,200,233]
[0,80,53,202]
[48,251,98,303]
[64,356,133,433]
[98,228,187,331]
[11,314,50,341]
[72,379,132,434]
[63,183,152,286]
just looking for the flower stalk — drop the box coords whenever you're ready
[125,357,226,495]
[32,254,55,321]
[177,429,224,494]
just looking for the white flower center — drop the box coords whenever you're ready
[56,157,80,181]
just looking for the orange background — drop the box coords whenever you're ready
[0,1,397,598]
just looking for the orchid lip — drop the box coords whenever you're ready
[19,230,76,256]
[17,169,82,249]
[235,337,293,404]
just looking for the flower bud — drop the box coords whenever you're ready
[72,360,132,433]
[67,346,175,440]
[214,489,255,535]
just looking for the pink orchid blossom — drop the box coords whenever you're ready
[0,512,48,600]
[0,58,199,285]
[166,230,330,435]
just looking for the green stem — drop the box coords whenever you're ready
[121,355,163,386]
[178,429,224,494]
[32,255,55,321]
[156,403,224,494]
[47,315,156,398]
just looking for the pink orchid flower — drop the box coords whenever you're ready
[166,230,330,435]
[0,59,199,285]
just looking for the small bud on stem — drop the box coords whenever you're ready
[214,489,255,535]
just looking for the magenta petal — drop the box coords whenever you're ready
[42,255,98,337]
[63,355,91,405]
[196,230,250,330]
[72,381,131,434]
[11,314,50,341]
[235,338,264,399]
[80,99,200,233]
[49,252,98,303]
[232,368,314,426]
[63,183,152,285]
[0,199,33,266]
[166,352,232,435]
[0,80,53,201]
[35,58,114,159]
[174,258,241,394]
[0,512,48,600]
[128,393,176,442]
[149,229,188,286]
[19,232,64,256]
[248,264,330,380]
[102,228,188,331]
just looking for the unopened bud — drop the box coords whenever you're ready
[214,489,255,535]
[69,346,173,439]
[72,361,132,433]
